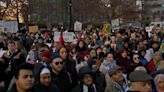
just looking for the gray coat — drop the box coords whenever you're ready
[105,74,125,92]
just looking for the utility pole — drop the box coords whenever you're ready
[69,0,72,30]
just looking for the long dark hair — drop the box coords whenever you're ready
[76,40,86,52]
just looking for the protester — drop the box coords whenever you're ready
[2,40,25,89]
[127,53,143,75]
[57,45,78,89]
[40,50,52,66]
[128,70,153,92]
[105,65,126,92]
[76,51,90,73]
[99,52,117,74]
[71,66,99,92]
[0,22,163,92]
[87,57,106,92]
[154,74,164,92]
[116,48,130,73]
[153,51,163,69]
[89,48,97,58]
[8,63,35,92]
[50,55,72,92]
[34,66,59,92]
[139,48,148,66]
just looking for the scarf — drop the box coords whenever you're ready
[83,84,97,92]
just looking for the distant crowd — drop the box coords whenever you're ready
[0,25,164,92]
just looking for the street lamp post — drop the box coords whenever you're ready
[141,0,144,27]
[69,0,72,30]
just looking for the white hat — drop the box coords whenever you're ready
[40,67,51,75]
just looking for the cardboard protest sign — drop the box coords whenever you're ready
[29,26,38,33]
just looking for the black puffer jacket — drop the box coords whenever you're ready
[35,83,59,92]
[51,70,72,92]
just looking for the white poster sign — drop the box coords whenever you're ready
[74,21,82,31]
[111,19,120,28]
[54,32,74,42]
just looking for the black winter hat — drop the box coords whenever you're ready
[79,66,93,78]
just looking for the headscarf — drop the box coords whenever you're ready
[154,74,164,92]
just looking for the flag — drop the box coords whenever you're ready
[59,31,64,45]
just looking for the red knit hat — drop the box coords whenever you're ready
[41,50,52,58]
[119,48,126,54]
[82,51,90,58]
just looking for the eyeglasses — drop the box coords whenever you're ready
[55,61,64,65]
[134,57,139,60]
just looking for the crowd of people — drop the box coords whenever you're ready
[0,25,163,92]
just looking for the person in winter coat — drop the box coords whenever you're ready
[76,40,87,63]
[128,70,153,92]
[2,40,25,89]
[71,66,99,92]
[153,51,163,69]
[8,63,35,92]
[76,51,90,73]
[127,53,143,76]
[50,55,72,92]
[99,52,117,74]
[105,65,126,92]
[139,48,148,66]
[69,44,78,65]
[34,66,59,92]
[57,45,78,89]
[116,49,130,73]
[87,57,106,92]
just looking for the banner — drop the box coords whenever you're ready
[74,21,82,31]
[54,32,74,42]
[29,26,38,33]
[0,21,18,33]
[103,23,111,35]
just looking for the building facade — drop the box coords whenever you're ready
[144,0,164,22]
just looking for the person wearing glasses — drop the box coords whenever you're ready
[71,66,99,92]
[50,55,72,92]
[127,53,143,76]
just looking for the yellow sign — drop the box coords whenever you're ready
[103,23,111,35]
[29,26,38,33]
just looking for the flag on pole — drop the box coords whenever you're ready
[59,31,64,45]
